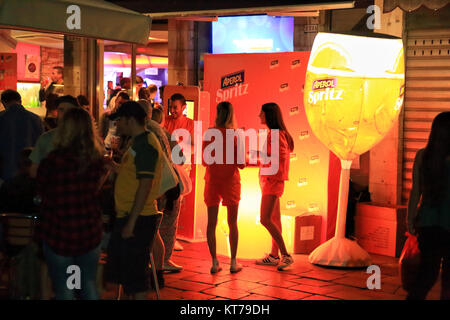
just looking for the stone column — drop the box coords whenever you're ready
[168,19,196,86]
[86,39,104,122]
[63,35,88,97]
[294,16,319,52]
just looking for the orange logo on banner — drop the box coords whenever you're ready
[221,70,245,89]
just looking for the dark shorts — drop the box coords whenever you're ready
[104,214,161,295]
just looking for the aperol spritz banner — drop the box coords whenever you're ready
[304,33,405,160]
[204,52,339,250]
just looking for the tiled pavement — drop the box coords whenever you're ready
[101,240,442,301]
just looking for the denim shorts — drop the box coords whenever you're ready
[104,214,161,295]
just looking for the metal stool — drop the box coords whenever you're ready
[0,213,38,299]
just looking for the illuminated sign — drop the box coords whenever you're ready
[212,15,294,54]
[304,32,405,160]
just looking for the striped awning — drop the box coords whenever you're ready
[384,0,450,13]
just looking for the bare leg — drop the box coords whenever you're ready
[270,198,281,257]
[260,195,288,256]
[152,231,165,270]
[207,206,219,261]
[159,196,182,263]
[226,204,239,260]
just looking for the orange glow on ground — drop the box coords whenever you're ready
[215,168,296,259]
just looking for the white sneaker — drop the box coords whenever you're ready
[174,240,184,251]
[277,254,294,271]
[255,254,280,266]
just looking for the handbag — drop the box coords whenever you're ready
[155,136,179,198]
[399,232,421,292]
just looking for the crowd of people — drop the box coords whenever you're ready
[0,76,297,300]
[1,73,449,301]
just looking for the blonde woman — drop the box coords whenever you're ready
[36,107,106,300]
[202,101,245,274]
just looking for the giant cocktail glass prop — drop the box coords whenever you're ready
[304,32,405,267]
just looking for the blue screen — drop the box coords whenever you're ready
[212,15,294,54]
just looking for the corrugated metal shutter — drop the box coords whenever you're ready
[402,28,450,203]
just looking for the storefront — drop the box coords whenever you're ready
[116,0,450,263]
[0,0,151,119]
[0,31,65,117]
[1,0,439,261]
[103,51,168,108]
[108,1,362,261]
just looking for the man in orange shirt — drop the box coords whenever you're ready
[164,93,194,144]
[160,93,195,271]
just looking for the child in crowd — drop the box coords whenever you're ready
[256,102,295,271]
[203,101,245,274]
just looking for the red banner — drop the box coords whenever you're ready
[204,52,338,244]
[0,53,17,91]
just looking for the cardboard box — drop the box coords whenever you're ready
[294,214,322,254]
[355,203,407,257]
